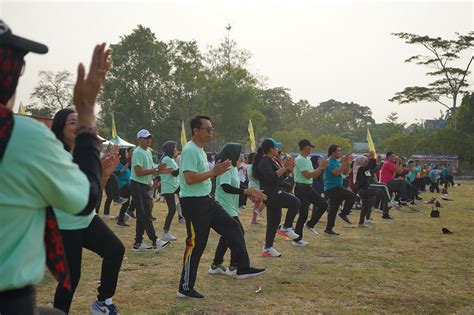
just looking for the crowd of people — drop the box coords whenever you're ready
[0,21,458,315]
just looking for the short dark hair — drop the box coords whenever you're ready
[190,115,211,136]
[386,151,394,159]
[328,144,339,156]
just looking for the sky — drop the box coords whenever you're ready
[2,0,473,124]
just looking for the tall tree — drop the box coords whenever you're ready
[390,32,474,129]
[28,70,74,117]
[456,93,474,134]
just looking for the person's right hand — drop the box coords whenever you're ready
[284,157,295,172]
[213,159,232,176]
[319,157,329,169]
[74,43,112,131]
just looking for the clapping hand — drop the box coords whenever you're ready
[247,188,267,201]
[283,156,295,172]
[213,159,232,176]
[156,162,173,174]
[101,144,120,178]
[319,157,329,169]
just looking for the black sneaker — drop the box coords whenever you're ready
[177,289,204,300]
[410,200,416,205]
[382,214,394,220]
[416,196,423,201]
[338,213,352,224]
[116,221,129,228]
[324,230,340,236]
[236,267,266,280]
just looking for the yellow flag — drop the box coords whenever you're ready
[111,113,117,138]
[18,103,27,115]
[367,128,376,155]
[248,119,256,152]
[180,120,187,148]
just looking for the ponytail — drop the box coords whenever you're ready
[252,146,265,180]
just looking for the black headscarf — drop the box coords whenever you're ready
[218,142,242,167]
[162,140,177,158]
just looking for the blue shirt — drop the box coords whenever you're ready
[324,157,343,192]
[115,162,131,189]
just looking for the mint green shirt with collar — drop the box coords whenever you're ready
[295,154,314,184]
[179,140,212,197]
[131,146,154,185]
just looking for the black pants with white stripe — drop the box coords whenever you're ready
[179,196,250,291]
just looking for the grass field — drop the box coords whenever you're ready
[36,182,474,314]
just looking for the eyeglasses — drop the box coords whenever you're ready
[199,127,214,133]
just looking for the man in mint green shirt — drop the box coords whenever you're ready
[177,116,266,300]
[283,139,328,246]
[131,129,172,252]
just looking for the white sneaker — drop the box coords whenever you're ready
[277,225,299,240]
[305,225,319,236]
[153,239,170,252]
[358,223,369,228]
[208,264,227,275]
[365,219,376,224]
[292,240,309,247]
[162,232,177,241]
[226,266,237,276]
[388,200,395,208]
[132,242,153,252]
[261,247,282,257]
[103,214,115,220]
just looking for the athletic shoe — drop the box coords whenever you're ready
[324,230,340,236]
[305,225,319,236]
[415,196,423,200]
[153,239,170,252]
[292,240,309,247]
[177,289,204,300]
[113,197,128,206]
[261,247,282,257]
[365,219,376,224]
[208,264,228,275]
[125,210,136,219]
[132,243,153,252]
[115,221,129,228]
[91,299,119,315]
[236,267,266,280]
[410,200,417,205]
[254,209,264,217]
[226,266,237,276]
[277,225,299,240]
[103,214,115,220]
[399,199,409,206]
[162,232,177,241]
[338,213,352,224]
[382,214,394,220]
[358,223,369,228]
[387,200,395,208]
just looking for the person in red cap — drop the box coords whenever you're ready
[0,20,112,314]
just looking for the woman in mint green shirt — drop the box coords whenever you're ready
[51,108,125,314]
[209,143,266,276]
[160,140,181,241]
[247,152,266,224]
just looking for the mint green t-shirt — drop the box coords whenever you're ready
[0,116,89,291]
[160,155,179,194]
[215,166,240,217]
[179,141,212,197]
[54,151,96,230]
[295,154,314,184]
[247,164,260,189]
[131,146,154,185]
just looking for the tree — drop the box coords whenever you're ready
[272,128,315,153]
[99,25,172,145]
[313,134,352,154]
[456,93,474,134]
[383,133,417,157]
[28,70,74,117]
[390,32,474,129]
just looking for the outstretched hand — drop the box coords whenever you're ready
[101,144,120,178]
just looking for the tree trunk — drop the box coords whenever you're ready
[452,94,457,130]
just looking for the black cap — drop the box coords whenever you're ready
[0,20,48,54]
[298,139,314,150]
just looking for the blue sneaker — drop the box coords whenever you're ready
[91,299,120,315]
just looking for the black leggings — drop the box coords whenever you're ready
[264,189,300,248]
[213,216,244,267]
[358,187,379,224]
[117,183,132,223]
[0,286,65,315]
[162,188,180,232]
[324,186,355,232]
[53,215,124,313]
[103,175,121,215]
[290,184,328,241]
